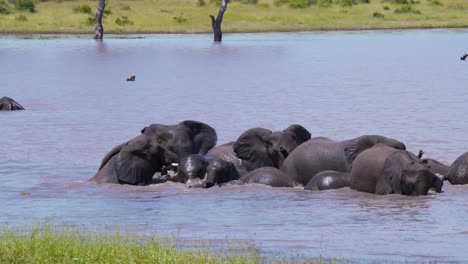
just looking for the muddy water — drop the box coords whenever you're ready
[1,30,468,263]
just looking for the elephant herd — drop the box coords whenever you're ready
[2,97,467,196]
[88,119,468,196]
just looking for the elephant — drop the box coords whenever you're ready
[172,154,240,188]
[172,154,208,184]
[90,134,179,185]
[239,167,299,187]
[99,120,217,170]
[304,170,350,191]
[0,96,25,111]
[280,135,406,185]
[233,124,311,172]
[422,158,449,177]
[202,158,240,188]
[446,152,468,184]
[350,144,443,195]
[417,149,450,177]
[206,142,248,176]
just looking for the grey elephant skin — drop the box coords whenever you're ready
[422,158,449,177]
[206,142,248,176]
[0,97,25,111]
[350,144,443,196]
[304,170,351,191]
[99,120,217,170]
[91,134,179,185]
[239,167,299,187]
[233,124,311,172]
[175,154,240,188]
[281,135,406,185]
[446,152,468,184]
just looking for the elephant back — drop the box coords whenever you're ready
[447,152,468,184]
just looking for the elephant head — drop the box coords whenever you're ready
[344,135,406,164]
[0,96,25,111]
[141,120,217,158]
[174,154,208,184]
[233,124,311,171]
[202,159,240,188]
[384,151,443,196]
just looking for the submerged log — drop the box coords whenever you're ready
[210,0,229,42]
[94,0,106,39]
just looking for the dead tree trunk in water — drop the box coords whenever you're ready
[94,0,106,39]
[210,0,229,42]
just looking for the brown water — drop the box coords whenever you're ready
[1,30,468,263]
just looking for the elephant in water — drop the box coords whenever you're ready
[422,158,449,177]
[233,124,311,172]
[446,152,468,185]
[304,170,351,191]
[0,96,25,111]
[206,142,248,176]
[280,135,406,185]
[90,134,179,185]
[417,149,450,178]
[239,167,299,188]
[350,144,443,196]
[99,120,217,171]
[172,154,240,188]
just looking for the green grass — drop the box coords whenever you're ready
[0,225,338,264]
[0,226,259,264]
[0,0,467,33]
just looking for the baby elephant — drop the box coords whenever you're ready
[350,144,443,196]
[175,154,240,188]
[0,96,25,111]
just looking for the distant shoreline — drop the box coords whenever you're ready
[0,26,466,37]
[1,0,467,37]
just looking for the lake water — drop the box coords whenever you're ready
[1,30,468,263]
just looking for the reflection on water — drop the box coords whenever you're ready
[1,30,468,263]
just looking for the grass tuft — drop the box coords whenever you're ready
[15,0,35,12]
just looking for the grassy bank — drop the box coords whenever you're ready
[0,0,467,34]
[0,226,255,263]
[0,226,337,264]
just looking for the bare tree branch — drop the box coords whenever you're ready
[94,0,106,39]
[210,0,229,42]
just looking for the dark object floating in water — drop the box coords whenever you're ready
[0,96,25,111]
[461,53,468,61]
[126,75,136,81]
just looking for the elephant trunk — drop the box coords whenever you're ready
[202,181,214,188]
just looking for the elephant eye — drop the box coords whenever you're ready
[157,138,163,144]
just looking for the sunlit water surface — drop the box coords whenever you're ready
[1,30,468,263]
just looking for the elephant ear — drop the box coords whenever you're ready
[9,98,25,110]
[382,151,405,194]
[99,142,127,170]
[283,124,311,145]
[179,120,217,155]
[233,128,274,171]
[344,136,377,164]
[115,135,154,185]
